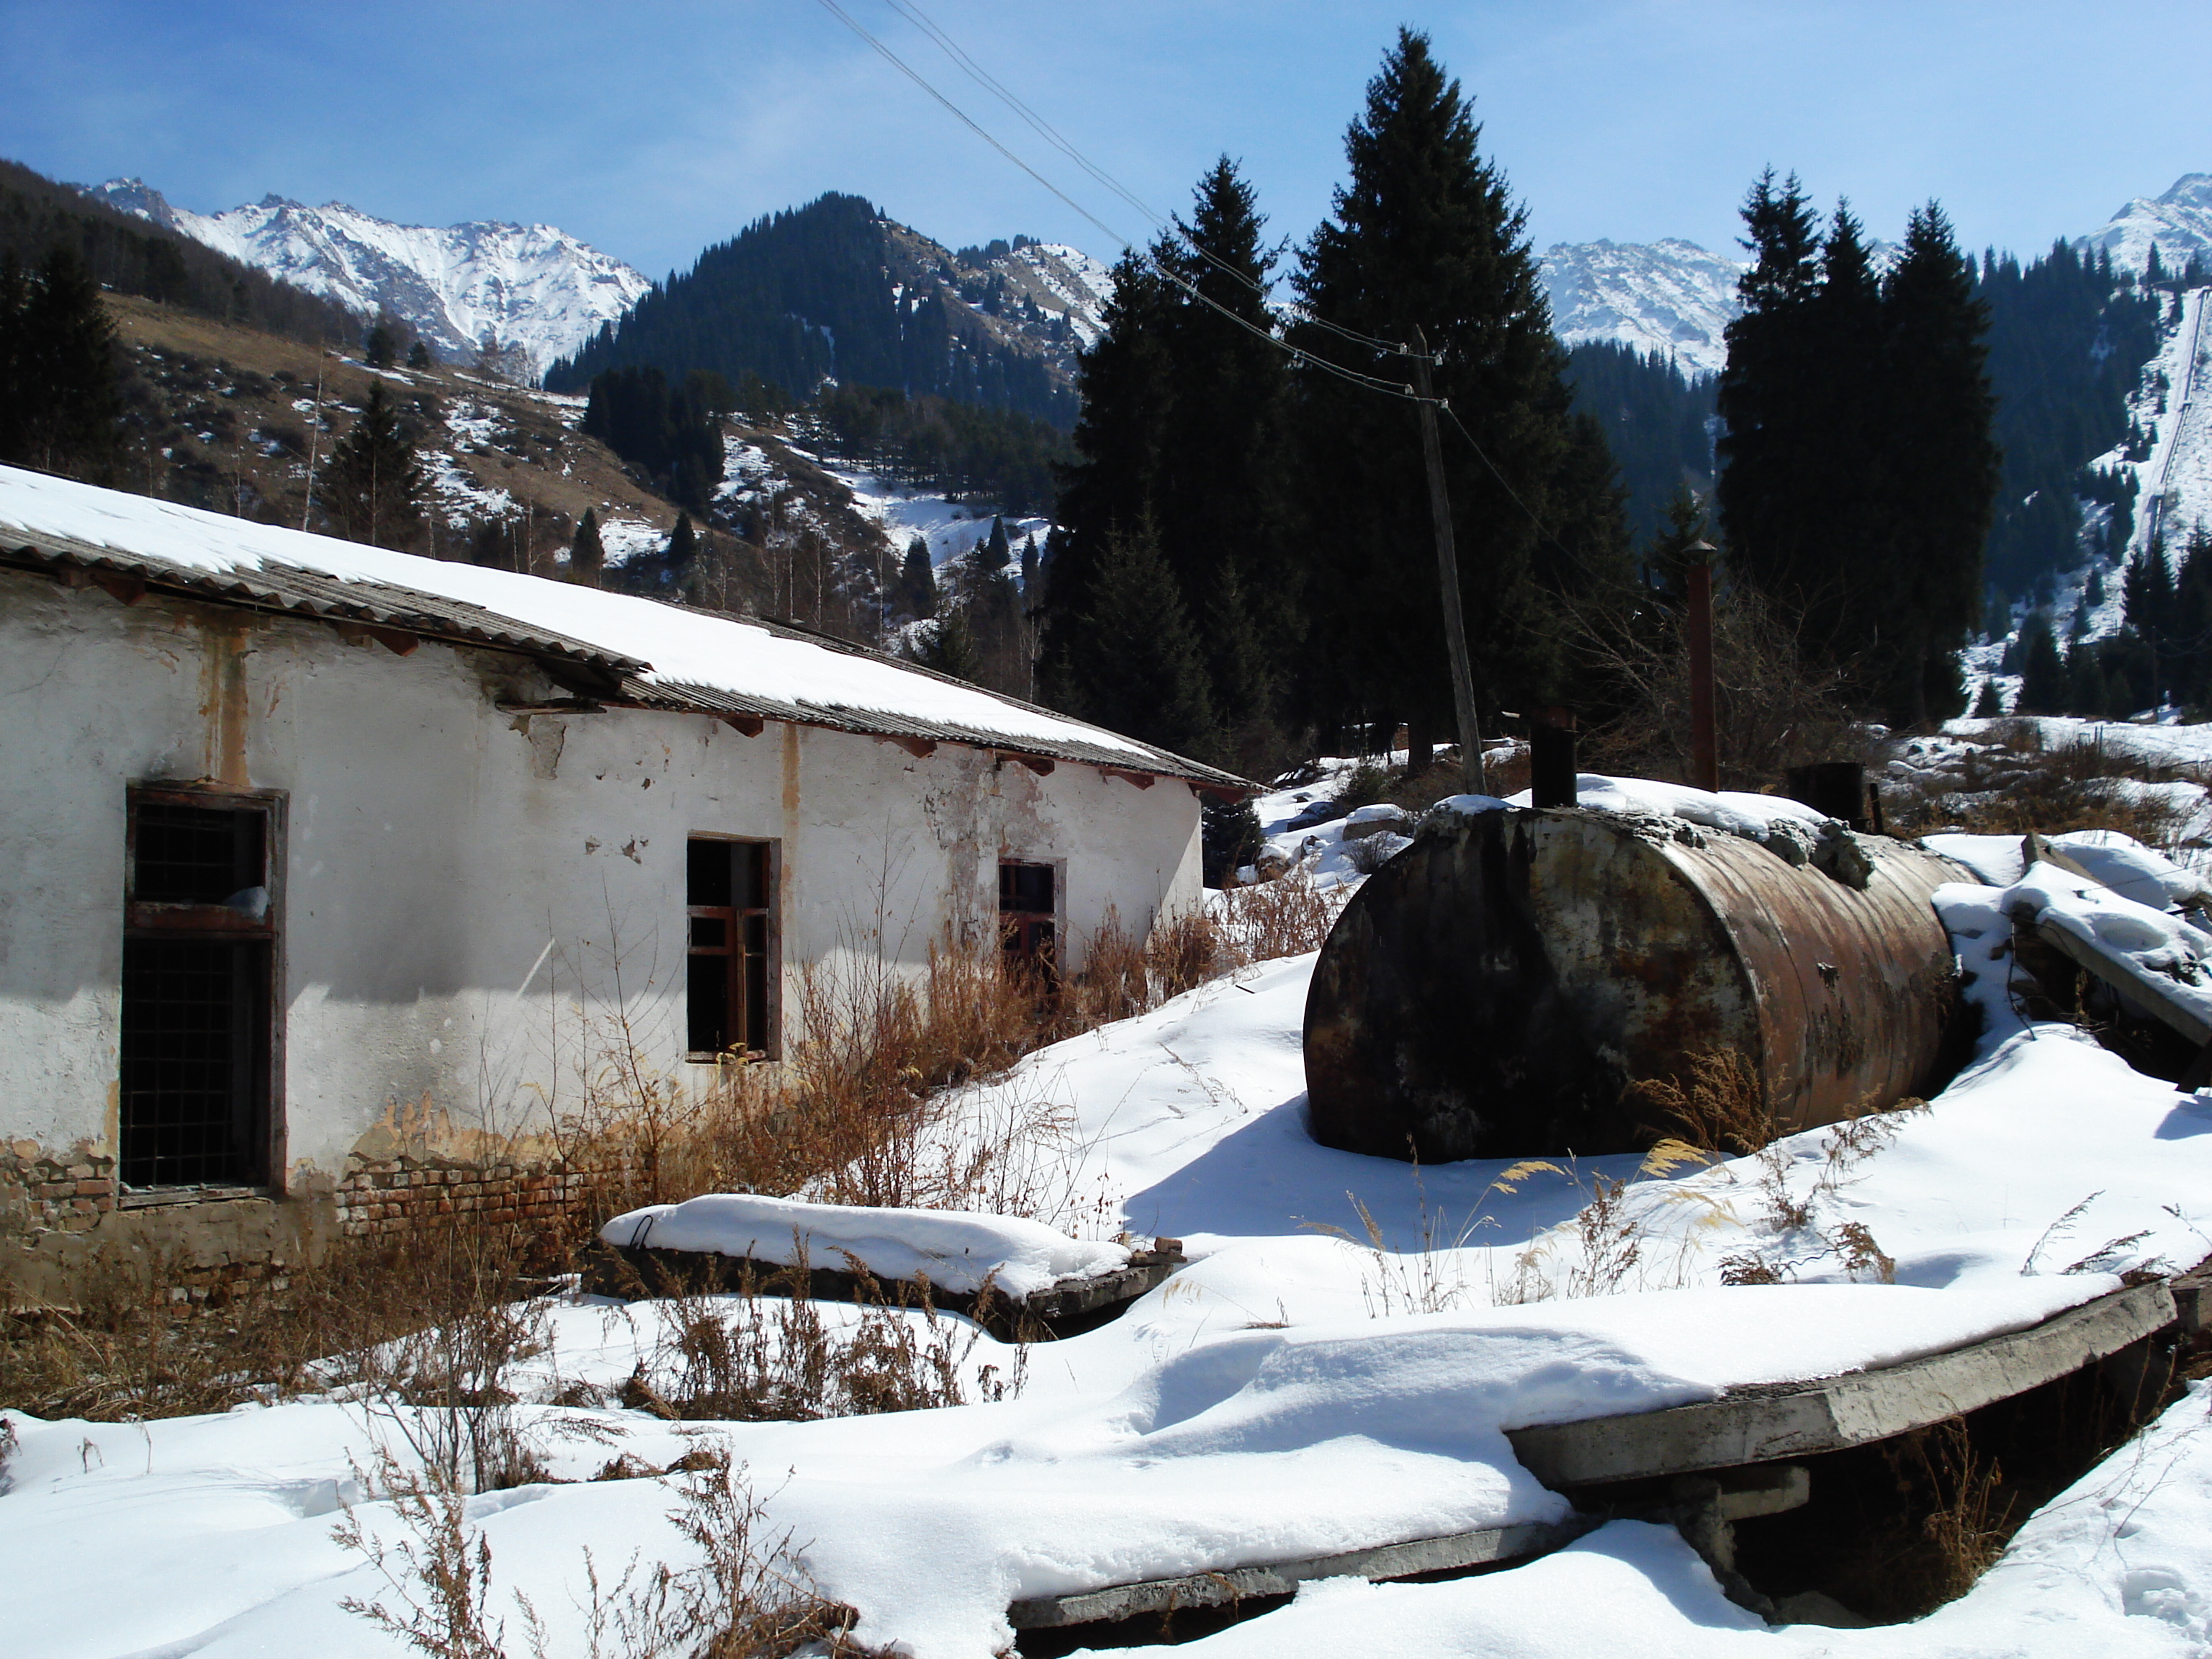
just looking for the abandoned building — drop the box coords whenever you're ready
[0,463,1243,1298]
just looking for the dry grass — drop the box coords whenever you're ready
[336,1444,873,1659]
[1887,721,2208,849]
[611,1256,1024,1424]
[0,1215,551,1427]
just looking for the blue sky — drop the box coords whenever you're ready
[3,1,2208,279]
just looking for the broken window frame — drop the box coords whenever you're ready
[685,836,779,1063]
[998,858,1061,977]
[120,783,287,1201]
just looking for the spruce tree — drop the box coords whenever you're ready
[2015,613,2067,714]
[1038,248,1174,707]
[325,381,426,549]
[364,315,400,369]
[910,606,984,683]
[898,535,937,619]
[981,513,1012,571]
[1290,30,1627,759]
[1879,203,2000,724]
[571,507,606,585]
[406,340,432,371]
[666,512,698,575]
[0,244,122,477]
[1067,521,1215,756]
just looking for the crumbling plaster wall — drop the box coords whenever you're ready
[0,572,1202,1289]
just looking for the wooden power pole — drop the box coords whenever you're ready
[1410,328,1485,795]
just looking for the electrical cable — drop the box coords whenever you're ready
[879,0,1426,361]
[811,0,1426,396]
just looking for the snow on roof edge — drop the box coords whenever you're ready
[0,464,1248,789]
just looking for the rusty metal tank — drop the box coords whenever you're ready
[1303,804,1971,1161]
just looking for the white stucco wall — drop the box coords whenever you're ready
[0,572,1204,1186]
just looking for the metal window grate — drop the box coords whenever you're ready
[120,937,264,1186]
[121,794,272,1189]
[134,802,262,904]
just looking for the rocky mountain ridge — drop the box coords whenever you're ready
[86,178,649,377]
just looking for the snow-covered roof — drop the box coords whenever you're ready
[0,465,1244,789]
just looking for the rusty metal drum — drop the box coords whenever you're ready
[1303,804,1970,1161]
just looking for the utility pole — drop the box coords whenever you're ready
[1686,538,1719,793]
[1410,327,1485,795]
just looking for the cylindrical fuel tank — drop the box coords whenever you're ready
[1303,804,1971,1161]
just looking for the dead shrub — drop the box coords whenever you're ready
[1887,726,2203,848]
[1575,582,1873,792]
[623,1256,1022,1424]
[1213,867,1335,963]
[0,1215,551,1427]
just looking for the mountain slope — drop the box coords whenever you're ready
[88,178,648,376]
[549,194,1097,426]
[1539,238,1742,376]
[2076,174,2212,275]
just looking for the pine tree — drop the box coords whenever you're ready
[2015,613,2067,714]
[571,507,606,585]
[364,314,401,369]
[666,512,698,575]
[1970,678,2002,716]
[0,244,122,477]
[2067,639,2108,715]
[1290,30,1627,760]
[898,535,937,619]
[325,381,426,549]
[1066,521,1215,755]
[909,607,984,683]
[1878,202,2000,724]
[981,513,1012,571]
[406,340,433,371]
[1038,248,1174,706]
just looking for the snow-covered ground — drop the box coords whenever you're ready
[9,783,2212,1656]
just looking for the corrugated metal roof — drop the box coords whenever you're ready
[1,521,1249,793]
[1,529,643,673]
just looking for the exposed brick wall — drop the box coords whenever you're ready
[0,1140,117,1236]
[335,1150,620,1238]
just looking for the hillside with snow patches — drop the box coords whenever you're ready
[87,179,649,377]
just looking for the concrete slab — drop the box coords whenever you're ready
[1007,1518,1584,1629]
[1506,1282,2175,1488]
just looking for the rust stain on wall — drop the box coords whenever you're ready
[196,617,253,785]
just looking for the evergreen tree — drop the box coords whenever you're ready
[325,381,426,549]
[363,314,401,369]
[0,244,122,477]
[897,535,937,619]
[1019,531,1038,595]
[2015,613,2068,714]
[1290,31,1627,761]
[666,511,698,575]
[571,506,606,585]
[2067,639,2108,715]
[406,339,433,371]
[981,513,1012,570]
[1064,521,1215,755]
[1039,247,1174,708]
[1969,678,2002,716]
[1879,203,2000,724]
[909,607,984,683]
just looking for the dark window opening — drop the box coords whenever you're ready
[122,795,275,1190]
[688,838,775,1058]
[999,860,1057,974]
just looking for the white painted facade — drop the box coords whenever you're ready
[0,516,1208,1227]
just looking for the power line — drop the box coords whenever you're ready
[810,0,1425,398]
[880,0,1424,361]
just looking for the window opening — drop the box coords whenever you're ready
[688,838,775,1059]
[121,794,275,1189]
[999,860,1057,973]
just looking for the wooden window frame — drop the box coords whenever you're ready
[998,858,1061,976]
[120,783,287,1202]
[685,835,781,1063]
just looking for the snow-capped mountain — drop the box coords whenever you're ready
[2076,174,2212,275]
[88,179,648,377]
[1538,238,1743,377]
